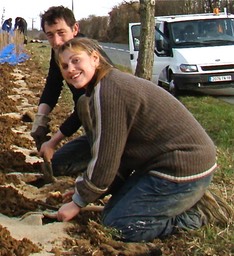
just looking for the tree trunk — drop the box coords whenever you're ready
[208,0,213,11]
[135,0,155,81]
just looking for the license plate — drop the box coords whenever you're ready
[209,75,232,82]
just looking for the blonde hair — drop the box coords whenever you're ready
[56,37,113,85]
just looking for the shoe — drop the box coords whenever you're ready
[194,189,234,227]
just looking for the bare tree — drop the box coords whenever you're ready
[108,2,140,43]
[135,0,156,81]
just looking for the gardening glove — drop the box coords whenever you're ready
[31,114,51,151]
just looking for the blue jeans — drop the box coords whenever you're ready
[102,172,213,242]
[51,134,213,242]
[51,135,91,176]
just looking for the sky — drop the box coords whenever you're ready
[0,0,131,30]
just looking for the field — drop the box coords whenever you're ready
[0,41,233,255]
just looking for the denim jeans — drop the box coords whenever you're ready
[51,130,213,242]
[51,135,91,176]
[102,172,213,242]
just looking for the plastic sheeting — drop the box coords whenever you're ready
[0,43,29,65]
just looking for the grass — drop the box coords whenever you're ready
[180,96,234,149]
[26,42,51,73]
[180,96,234,184]
[24,42,234,255]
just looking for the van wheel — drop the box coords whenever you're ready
[169,78,179,97]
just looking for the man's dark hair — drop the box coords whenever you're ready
[41,6,76,32]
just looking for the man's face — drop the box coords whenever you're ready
[44,19,79,50]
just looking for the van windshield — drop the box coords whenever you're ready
[171,18,234,46]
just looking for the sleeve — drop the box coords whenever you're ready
[39,50,64,109]
[59,110,81,137]
[39,50,84,137]
[73,82,129,204]
[59,84,86,137]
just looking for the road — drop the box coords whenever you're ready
[215,96,234,104]
[99,42,131,69]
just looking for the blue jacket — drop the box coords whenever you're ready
[2,19,12,32]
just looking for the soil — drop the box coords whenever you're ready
[0,49,233,256]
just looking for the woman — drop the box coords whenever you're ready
[55,37,216,242]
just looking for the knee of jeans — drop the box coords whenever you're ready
[102,214,170,242]
[103,220,163,242]
[102,216,137,242]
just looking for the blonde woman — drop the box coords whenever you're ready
[55,37,216,242]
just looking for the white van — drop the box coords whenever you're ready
[129,11,234,96]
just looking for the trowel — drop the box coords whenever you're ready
[41,158,55,184]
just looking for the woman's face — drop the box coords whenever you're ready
[59,48,99,89]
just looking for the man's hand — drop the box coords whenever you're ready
[57,201,81,222]
[31,114,51,150]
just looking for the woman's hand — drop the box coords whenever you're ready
[57,201,81,222]
[62,189,75,203]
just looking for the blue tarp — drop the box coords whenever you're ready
[0,43,29,65]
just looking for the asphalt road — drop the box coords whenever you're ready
[99,42,131,69]
[215,96,234,104]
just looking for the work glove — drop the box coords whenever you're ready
[31,114,51,151]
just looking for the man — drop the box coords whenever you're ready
[14,17,28,44]
[31,6,111,176]
[2,18,12,32]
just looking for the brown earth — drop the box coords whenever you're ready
[0,50,233,256]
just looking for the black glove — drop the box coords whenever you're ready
[31,114,51,151]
